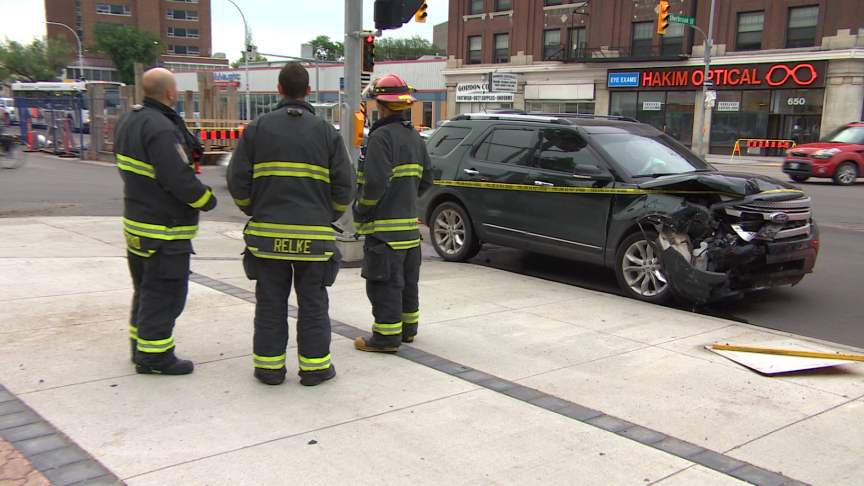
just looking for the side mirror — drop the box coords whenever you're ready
[573,163,614,182]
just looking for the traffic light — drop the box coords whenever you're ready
[414,2,428,23]
[362,35,375,73]
[374,0,425,30]
[657,0,670,36]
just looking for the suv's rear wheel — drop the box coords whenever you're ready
[615,231,672,304]
[833,162,858,186]
[429,201,480,262]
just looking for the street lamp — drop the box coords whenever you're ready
[225,0,252,121]
[44,21,84,81]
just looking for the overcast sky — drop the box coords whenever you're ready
[0,0,447,59]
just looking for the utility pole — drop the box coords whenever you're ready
[226,0,251,121]
[693,0,716,158]
[45,22,83,81]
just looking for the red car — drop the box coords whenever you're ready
[783,122,864,185]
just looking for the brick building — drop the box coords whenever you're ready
[45,0,228,82]
[444,0,864,153]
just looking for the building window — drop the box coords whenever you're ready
[168,45,200,56]
[736,11,764,51]
[660,22,684,56]
[786,6,818,48]
[467,36,482,64]
[543,29,561,60]
[422,102,433,128]
[570,27,587,59]
[493,33,509,63]
[631,22,653,57]
[168,27,199,38]
[96,4,131,16]
[544,0,564,5]
[526,101,595,115]
[166,9,199,21]
[468,0,484,15]
[495,0,511,11]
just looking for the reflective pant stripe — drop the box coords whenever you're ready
[116,154,155,179]
[189,189,213,209]
[123,218,198,241]
[245,222,336,240]
[298,354,332,371]
[234,197,251,207]
[373,322,403,336]
[357,218,419,235]
[401,311,420,324]
[252,162,330,183]
[127,247,156,258]
[253,353,287,369]
[358,198,378,206]
[137,336,175,353]
[248,247,334,262]
[129,325,138,339]
[356,171,365,184]
[388,239,421,250]
[332,201,348,212]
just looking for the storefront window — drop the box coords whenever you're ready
[609,92,637,119]
[665,91,695,146]
[770,89,824,144]
[526,101,595,115]
[636,91,665,131]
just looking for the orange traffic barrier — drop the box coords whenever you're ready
[197,128,244,141]
[730,138,797,160]
[25,118,35,152]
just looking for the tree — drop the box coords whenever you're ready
[92,24,162,84]
[0,38,73,83]
[231,52,267,68]
[308,35,343,62]
[375,36,442,61]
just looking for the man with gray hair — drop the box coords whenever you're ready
[114,67,217,376]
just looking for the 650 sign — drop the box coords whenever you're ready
[608,61,825,91]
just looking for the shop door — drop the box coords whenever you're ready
[781,115,821,145]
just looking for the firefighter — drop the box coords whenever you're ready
[114,67,217,375]
[353,74,433,353]
[227,62,353,386]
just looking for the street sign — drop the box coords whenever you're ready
[669,13,695,26]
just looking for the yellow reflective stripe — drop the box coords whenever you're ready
[332,201,348,212]
[245,222,335,240]
[127,247,156,258]
[245,230,335,240]
[356,171,365,184]
[123,218,198,241]
[357,218,420,235]
[234,197,251,207]
[247,222,334,232]
[358,198,379,206]
[394,163,423,171]
[253,353,286,369]
[373,322,403,336]
[298,354,332,371]
[253,162,330,182]
[118,163,156,179]
[402,311,419,324]
[137,336,175,353]
[391,163,423,179]
[116,154,154,170]
[189,189,213,209]
[433,180,805,197]
[129,325,138,339]
[248,247,334,262]
[388,239,421,250]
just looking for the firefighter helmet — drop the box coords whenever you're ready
[366,74,416,108]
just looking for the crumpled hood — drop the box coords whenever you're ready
[638,171,803,199]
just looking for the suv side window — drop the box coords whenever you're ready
[474,127,538,165]
[428,126,472,157]
[535,129,603,173]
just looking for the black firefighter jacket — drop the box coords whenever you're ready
[227,99,354,262]
[354,115,434,250]
[114,97,216,257]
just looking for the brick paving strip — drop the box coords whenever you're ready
[0,385,122,486]
[191,271,811,486]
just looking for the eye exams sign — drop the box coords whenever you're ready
[607,62,826,90]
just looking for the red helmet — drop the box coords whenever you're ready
[369,74,416,104]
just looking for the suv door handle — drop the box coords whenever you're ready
[463,168,480,176]
[533,180,555,186]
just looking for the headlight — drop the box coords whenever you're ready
[812,148,841,159]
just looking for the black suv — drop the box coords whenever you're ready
[420,113,819,304]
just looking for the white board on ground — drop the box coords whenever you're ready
[705,345,856,375]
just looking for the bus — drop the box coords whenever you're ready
[11,81,123,135]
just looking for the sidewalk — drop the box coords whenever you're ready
[1,217,863,485]
[706,154,785,166]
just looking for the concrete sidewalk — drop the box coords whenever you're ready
[706,154,785,166]
[1,217,863,485]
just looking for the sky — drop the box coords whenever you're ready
[0,0,447,59]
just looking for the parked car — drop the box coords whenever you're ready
[0,98,18,126]
[783,122,864,185]
[421,113,819,305]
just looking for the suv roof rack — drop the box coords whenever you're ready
[526,112,639,123]
[451,112,638,125]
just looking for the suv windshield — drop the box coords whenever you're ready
[592,133,710,178]
[822,126,864,144]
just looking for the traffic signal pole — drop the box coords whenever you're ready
[697,0,717,159]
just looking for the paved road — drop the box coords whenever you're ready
[1,153,862,347]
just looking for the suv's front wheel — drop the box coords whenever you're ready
[615,231,673,304]
[429,201,480,262]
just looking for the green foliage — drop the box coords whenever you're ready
[231,52,267,68]
[374,36,442,61]
[308,35,344,62]
[0,38,73,83]
[92,24,162,84]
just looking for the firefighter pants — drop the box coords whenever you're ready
[250,255,338,372]
[362,238,421,347]
[128,250,190,365]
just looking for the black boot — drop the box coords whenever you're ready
[130,338,138,364]
[299,365,336,386]
[254,367,287,386]
[402,323,418,343]
[354,336,400,353]
[135,350,194,375]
